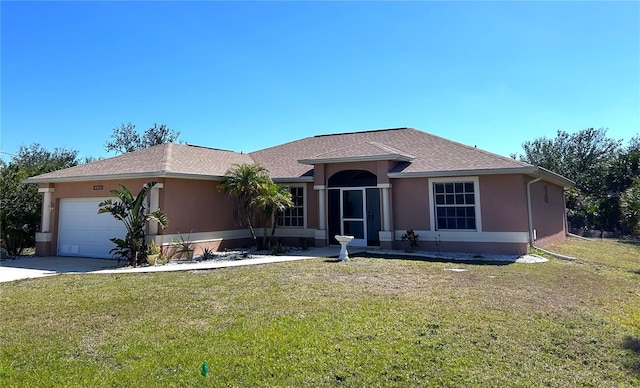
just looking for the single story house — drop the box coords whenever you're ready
[25,127,573,258]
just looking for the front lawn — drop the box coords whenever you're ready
[1,238,639,386]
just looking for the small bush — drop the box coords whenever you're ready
[401,229,419,252]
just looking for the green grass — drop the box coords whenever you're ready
[1,238,639,386]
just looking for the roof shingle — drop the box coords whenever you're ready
[26,128,570,186]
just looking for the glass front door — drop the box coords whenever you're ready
[342,189,366,246]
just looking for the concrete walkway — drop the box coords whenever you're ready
[0,246,359,283]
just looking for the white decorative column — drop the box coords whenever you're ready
[314,185,327,244]
[36,187,54,256]
[377,184,393,248]
[148,183,163,235]
[38,188,55,232]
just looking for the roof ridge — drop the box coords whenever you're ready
[313,127,409,138]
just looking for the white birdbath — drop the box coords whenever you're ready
[334,235,354,261]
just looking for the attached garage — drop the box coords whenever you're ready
[58,198,126,259]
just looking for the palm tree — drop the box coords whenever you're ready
[252,182,293,250]
[219,164,272,248]
[98,182,168,267]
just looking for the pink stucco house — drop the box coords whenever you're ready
[26,127,573,258]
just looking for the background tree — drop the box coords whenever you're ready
[105,122,181,155]
[98,182,168,267]
[620,177,640,235]
[219,164,274,249]
[520,128,621,196]
[1,144,79,256]
[518,128,639,235]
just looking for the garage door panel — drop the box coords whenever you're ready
[58,198,127,259]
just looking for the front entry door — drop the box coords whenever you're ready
[328,187,381,247]
[342,189,366,246]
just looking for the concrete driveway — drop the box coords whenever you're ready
[0,256,119,283]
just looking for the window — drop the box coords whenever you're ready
[432,179,479,231]
[277,186,305,227]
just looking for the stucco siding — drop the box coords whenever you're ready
[530,180,567,246]
[391,177,431,231]
[161,178,235,235]
[304,182,318,229]
[479,175,529,232]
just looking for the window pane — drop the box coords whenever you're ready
[435,183,444,193]
[455,194,465,204]
[465,194,475,204]
[455,182,463,192]
[466,207,475,217]
[436,195,445,205]
[445,183,454,193]
[465,182,474,192]
[343,190,363,218]
[446,195,454,204]
[343,221,364,239]
[447,207,456,217]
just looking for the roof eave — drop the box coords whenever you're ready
[23,171,226,184]
[388,166,574,187]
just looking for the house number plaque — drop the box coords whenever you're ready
[93,185,104,190]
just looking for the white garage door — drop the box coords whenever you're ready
[58,198,127,259]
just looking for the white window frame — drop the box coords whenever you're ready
[277,185,306,229]
[428,176,482,232]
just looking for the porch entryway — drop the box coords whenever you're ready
[327,170,381,247]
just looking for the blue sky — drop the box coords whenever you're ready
[2,1,638,162]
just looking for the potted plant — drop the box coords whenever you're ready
[146,239,161,266]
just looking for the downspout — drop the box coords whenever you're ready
[526,175,543,247]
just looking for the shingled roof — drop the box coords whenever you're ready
[25,127,573,186]
[25,143,254,183]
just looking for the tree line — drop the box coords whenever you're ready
[516,127,640,235]
[1,124,639,256]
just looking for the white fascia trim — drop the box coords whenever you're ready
[38,187,55,193]
[389,167,537,179]
[428,176,482,232]
[377,183,391,189]
[389,166,574,188]
[24,172,226,184]
[314,185,327,190]
[394,230,529,244]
